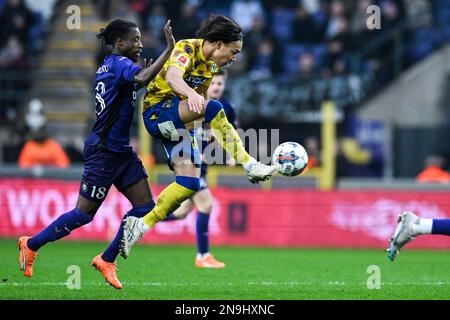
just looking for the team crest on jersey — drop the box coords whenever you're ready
[184,45,191,54]
[82,182,88,192]
[211,63,218,73]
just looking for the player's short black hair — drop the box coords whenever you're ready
[96,19,138,47]
[196,15,243,43]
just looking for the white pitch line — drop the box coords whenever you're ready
[2,281,450,287]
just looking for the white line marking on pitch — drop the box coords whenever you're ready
[2,281,450,287]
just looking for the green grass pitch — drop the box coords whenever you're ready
[1,238,450,299]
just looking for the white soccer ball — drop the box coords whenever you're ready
[272,142,308,177]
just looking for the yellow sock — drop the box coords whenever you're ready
[143,182,196,228]
[210,109,252,165]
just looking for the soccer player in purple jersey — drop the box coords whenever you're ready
[18,19,175,289]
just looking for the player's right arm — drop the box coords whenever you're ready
[134,20,175,86]
[166,66,204,113]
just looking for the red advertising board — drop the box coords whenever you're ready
[1,178,450,248]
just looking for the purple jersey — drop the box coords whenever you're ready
[85,54,141,153]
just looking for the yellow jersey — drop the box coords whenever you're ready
[143,39,219,110]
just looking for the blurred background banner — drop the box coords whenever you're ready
[2,178,450,249]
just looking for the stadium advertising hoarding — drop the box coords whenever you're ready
[1,178,450,249]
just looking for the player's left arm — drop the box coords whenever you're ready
[133,20,175,86]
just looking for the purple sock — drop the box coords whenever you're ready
[432,219,450,236]
[27,208,93,251]
[101,202,155,262]
[196,212,210,255]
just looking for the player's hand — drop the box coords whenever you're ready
[136,57,153,69]
[163,20,175,49]
[187,92,204,113]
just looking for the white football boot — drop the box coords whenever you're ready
[119,216,147,259]
[387,211,420,261]
[244,159,278,184]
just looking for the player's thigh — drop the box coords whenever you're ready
[173,162,201,178]
[192,188,213,213]
[173,198,195,219]
[76,195,102,216]
[121,178,153,206]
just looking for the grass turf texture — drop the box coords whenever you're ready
[1,238,450,299]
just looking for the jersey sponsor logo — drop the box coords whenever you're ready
[183,75,208,88]
[177,55,189,67]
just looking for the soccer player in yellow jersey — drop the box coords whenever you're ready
[119,15,278,258]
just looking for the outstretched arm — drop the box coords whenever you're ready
[133,20,175,86]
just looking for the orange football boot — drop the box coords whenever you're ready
[18,236,38,277]
[195,253,225,269]
[92,254,122,289]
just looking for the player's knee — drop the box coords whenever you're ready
[204,99,223,123]
[176,176,201,192]
[176,210,189,220]
[198,201,213,213]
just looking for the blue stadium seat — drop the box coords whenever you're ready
[283,44,306,74]
[270,8,294,42]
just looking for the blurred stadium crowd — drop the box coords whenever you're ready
[0,0,449,180]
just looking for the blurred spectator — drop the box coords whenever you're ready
[172,2,200,39]
[0,35,26,68]
[25,0,56,25]
[146,4,168,44]
[249,37,279,79]
[381,0,404,31]
[0,0,35,49]
[230,0,265,33]
[292,5,316,44]
[244,15,266,54]
[295,52,316,81]
[18,100,71,169]
[18,131,71,168]
[322,37,349,78]
[416,155,450,184]
[128,0,149,25]
[325,0,348,40]
[304,136,321,171]
[301,0,321,15]
[350,0,371,35]
[0,35,27,121]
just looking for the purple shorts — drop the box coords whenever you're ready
[79,144,148,202]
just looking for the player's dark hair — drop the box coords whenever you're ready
[196,15,243,43]
[96,19,138,48]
